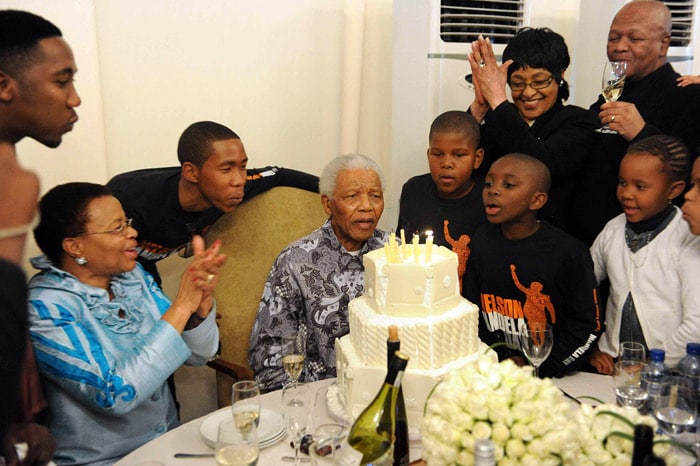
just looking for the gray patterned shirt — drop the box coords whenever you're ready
[248,219,388,391]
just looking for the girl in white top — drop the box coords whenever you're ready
[590,135,700,375]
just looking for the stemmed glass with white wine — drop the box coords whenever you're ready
[281,331,305,386]
[232,380,261,432]
[596,61,627,133]
[520,323,553,378]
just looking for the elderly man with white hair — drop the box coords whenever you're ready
[248,154,388,391]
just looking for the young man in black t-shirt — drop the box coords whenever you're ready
[108,121,318,284]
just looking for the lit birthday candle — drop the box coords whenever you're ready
[425,230,434,263]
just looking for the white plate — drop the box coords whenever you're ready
[200,408,286,448]
[259,428,287,448]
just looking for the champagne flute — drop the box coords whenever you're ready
[215,418,259,466]
[614,360,648,409]
[281,331,305,386]
[232,380,261,432]
[520,323,553,378]
[282,382,311,466]
[596,61,627,134]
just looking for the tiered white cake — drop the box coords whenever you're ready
[335,243,486,429]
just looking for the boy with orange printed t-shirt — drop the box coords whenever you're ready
[397,111,487,293]
[464,153,602,378]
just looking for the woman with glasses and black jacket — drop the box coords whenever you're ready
[467,27,597,231]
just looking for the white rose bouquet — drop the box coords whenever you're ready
[569,404,679,466]
[422,355,577,465]
[422,354,684,466]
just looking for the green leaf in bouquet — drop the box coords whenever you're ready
[594,409,636,429]
[576,395,605,405]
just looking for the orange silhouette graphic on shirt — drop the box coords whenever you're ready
[510,264,556,345]
[444,219,470,293]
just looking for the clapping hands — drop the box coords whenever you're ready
[467,35,512,121]
[168,235,227,332]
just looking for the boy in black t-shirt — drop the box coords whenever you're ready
[465,153,603,378]
[397,111,486,292]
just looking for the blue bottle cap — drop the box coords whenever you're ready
[687,342,700,356]
[649,348,665,362]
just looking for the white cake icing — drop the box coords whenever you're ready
[347,297,479,370]
[334,244,485,429]
[364,244,461,317]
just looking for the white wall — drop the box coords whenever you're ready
[93,0,347,176]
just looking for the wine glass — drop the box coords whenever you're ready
[614,360,648,409]
[281,331,306,386]
[619,341,646,364]
[232,380,261,432]
[596,61,627,134]
[215,418,259,466]
[520,323,553,378]
[282,382,311,466]
[653,376,697,440]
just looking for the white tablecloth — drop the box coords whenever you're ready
[115,372,620,465]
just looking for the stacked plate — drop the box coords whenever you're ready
[200,408,286,449]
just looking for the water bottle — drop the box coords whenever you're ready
[677,342,700,450]
[473,438,496,466]
[640,348,671,413]
[677,342,700,400]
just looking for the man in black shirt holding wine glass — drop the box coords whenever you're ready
[569,0,700,246]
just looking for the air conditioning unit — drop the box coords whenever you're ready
[665,0,696,72]
[426,0,532,116]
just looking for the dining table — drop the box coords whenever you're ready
[115,371,627,466]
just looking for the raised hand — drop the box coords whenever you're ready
[467,35,512,115]
[166,235,227,332]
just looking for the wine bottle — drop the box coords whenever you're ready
[341,351,410,466]
[387,326,409,466]
[631,424,654,466]
[641,455,666,466]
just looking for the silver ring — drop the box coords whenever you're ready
[611,114,616,122]
[479,61,485,68]
[206,273,215,284]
